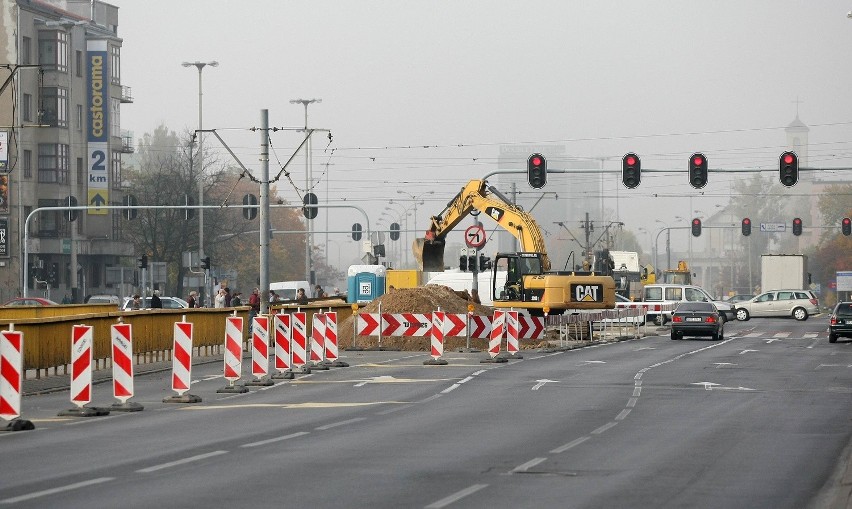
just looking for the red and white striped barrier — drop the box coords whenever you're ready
[292,312,308,371]
[223,316,244,382]
[111,323,135,403]
[170,321,194,395]
[311,313,326,366]
[71,325,94,407]
[431,311,445,360]
[0,329,24,422]
[324,312,338,363]
[251,316,270,380]
[506,311,520,355]
[274,313,292,372]
[489,310,505,359]
[356,313,545,340]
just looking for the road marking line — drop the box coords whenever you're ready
[634,373,643,380]
[471,370,486,376]
[550,436,590,454]
[425,484,489,509]
[633,387,641,397]
[441,384,460,394]
[774,332,790,338]
[591,422,617,435]
[0,477,114,505]
[418,394,442,404]
[511,457,547,473]
[241,431,309,448]
[615,409,631,421]
[376,404,414,415]
[634,380,642,386]
[744,332,762,337]
[627,397,638,408]
[136,451,227,473]
[458,376,474,384]
[315,417,367,431]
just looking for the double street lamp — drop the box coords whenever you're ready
[289,98,322,285]
[182,60,218,306]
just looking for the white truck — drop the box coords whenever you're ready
[760,254,809,291]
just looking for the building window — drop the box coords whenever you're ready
[38,30,68,72]
[110,45,120,85]
[23,150,32,178]
[21,36,31,65]
[76,104,83,131]
[111,151,121,190]
[36,199,68,238]
[37,144,69,184]
[23,93,32,122]
[110,97,120,138]
[75,50,82,77]
[39,87,68,127]
[77,157,84,185]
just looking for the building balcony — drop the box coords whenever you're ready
[118,130,135,153]
[120,85,133,103]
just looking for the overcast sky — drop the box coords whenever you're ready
[110,0,852,265]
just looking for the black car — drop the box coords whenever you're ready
[670,301,724,341]
[829,302,852,343]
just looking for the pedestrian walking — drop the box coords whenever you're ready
[214,288,226,308]
[151,290,163,309]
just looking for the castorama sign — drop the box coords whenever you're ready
[86,40,109,215]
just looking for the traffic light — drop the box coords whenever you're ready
[389,223,400,241]
[66,196,78,222]
[688,153,708,189]
[459,255,468,271]
[479,254,491,272]
[184,195,194,220]
[302,192,318,219]
[243,193,258,220]
[123,194,138,220]
[527,153,547,189]
[200,256,210,270]
[741,217,751,236]
[137,254,148,269]
[792,217,802,236]
[779,151,798,187]
[691,218,702,237]
[843,217,851,236]
[621,152,641,189]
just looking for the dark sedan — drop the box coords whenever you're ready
[829,302,852,343]
[671,301,724,341]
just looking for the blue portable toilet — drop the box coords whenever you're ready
[347,265,387,303]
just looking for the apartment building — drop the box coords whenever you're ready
[0,0,133,302]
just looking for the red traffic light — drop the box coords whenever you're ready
[783,153,794,165]
[793,218,801,225]
[625,155,636,166]
[843,217,851,236]
[692,155,704,166]
[531,156,542,166]
[743,218,750,225]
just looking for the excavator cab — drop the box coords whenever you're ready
[493,252,544,302]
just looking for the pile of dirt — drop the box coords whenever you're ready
[337,285,564,351]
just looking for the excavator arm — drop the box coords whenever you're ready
[413,179,550,272]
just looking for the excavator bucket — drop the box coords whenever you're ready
[413,238,446,272]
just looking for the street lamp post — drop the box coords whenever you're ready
[396,190,434,244]
[182,60,218,306]
[290,98,322,286]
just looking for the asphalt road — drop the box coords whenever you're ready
[1,316,851,508]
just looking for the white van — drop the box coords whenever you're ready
[269,280,310,301]
[425,271,506,307]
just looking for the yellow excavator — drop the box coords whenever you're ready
[413,179,615,315]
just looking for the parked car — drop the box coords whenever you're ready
[642,284,734,325]
[734,289,819,321]
[725,294,755,304]
[2,297,58,306]
[828,302,852,343]
[121,296,189,310]
[86,295,120,305]
[670,301,724,341]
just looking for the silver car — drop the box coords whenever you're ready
[734,289,819,321]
